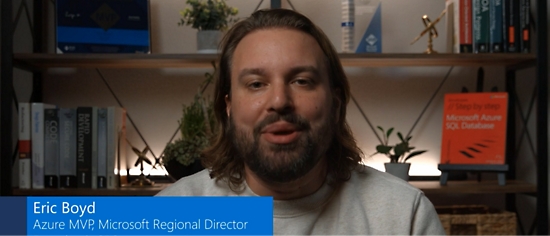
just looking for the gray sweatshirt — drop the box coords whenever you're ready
[157,165,446,235]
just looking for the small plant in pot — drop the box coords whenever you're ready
[372,126,427,181]
[161,73,217,181]
[178,0,239,53]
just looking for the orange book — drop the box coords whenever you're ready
[440,92,508,165]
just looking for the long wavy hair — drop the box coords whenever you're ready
[202,8,363,191]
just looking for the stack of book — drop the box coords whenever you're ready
[18,103,127,190]
[452,0,530,53]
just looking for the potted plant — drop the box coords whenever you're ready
[161,70,217,181]
[178,0,239,53]
[372,126,427,181]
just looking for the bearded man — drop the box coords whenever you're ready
[158,8,445,235]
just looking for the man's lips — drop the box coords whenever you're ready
[261,121,302,144]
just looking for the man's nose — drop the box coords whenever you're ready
[268,82,294,113]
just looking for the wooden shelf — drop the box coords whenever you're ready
[12,184,169,196]
[12,180,536,196]
[13,53,536,71]
[410,180,537,195]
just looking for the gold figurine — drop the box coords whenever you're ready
[410,9,447,54]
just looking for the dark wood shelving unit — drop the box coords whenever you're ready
[13,53,536,70]
[410,180,537,195]
[1,0,547,234]
[12,184,170,196]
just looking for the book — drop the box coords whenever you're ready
[31,103,56,189]
[91,107,98,189]
[473,0,490,53]
[44,108,60,188]
[519,0,530,53]
[107,106,126,189]
[489,0,503,52]
[503,0,519,52]
[18,102,32,189]
[440,92,508,165]
[58,108,77,188]
[97,108,108,189]
[453,0,473,53]
[76,107,93,188]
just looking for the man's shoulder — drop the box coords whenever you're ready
[347,165,423,196]
[156,169,231,196]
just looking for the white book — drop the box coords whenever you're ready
[44,108,60,188]
[18,102,32,189]
[97,108,108,188]
[31,103,56,189]
[107,106,126,189]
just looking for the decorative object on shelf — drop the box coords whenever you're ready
[178,0,238,53]
[438,92,509,186]
[127,142,155,187]
[436,205,517,235]
[372,126,427,181]
[161,65,217,180]
[410,8,447,54]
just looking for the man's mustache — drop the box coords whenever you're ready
[253,113,311,136]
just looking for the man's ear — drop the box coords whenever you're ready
[225,94,231,118]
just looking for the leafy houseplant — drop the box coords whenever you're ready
[178,0,239,31]
[373,126,427,163]
[161,70,217,180]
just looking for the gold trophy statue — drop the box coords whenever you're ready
[410,9,447,54]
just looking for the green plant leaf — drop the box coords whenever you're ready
[403,150,427,162]
[386,127,394,139]
[397,132,405,142]
[376,144,393,154]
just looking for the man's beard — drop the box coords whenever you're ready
[228,112,334,183]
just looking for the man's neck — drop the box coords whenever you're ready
[244,158,328,200]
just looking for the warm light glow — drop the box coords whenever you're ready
[363,154,442,176]
[115,167,168,176]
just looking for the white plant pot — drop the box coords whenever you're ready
[384,163,411,181]
[197,30,222,53]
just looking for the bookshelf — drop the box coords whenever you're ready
[11,180,536,196]
[0,0,547,234]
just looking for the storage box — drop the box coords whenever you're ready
[436,205,517,235]
[56,0,151,54]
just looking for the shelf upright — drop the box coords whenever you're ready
[0,0,14,196]
[535,0,548,234]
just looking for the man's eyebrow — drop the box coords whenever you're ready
[238,68,267,80]
[287,66,321,78]
[237,65,322,80]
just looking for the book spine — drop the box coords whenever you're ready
[473,0,490,53]
[503,0,519,52]
[519,0,530,53]
[489,0,503,52]
[44,108,60,188]
[91,107,98,189]
[59,108,77,188]
[18,103,32,189]
[31,103,55,189]
[77,107,92,188]
[97,108,108,189]
[455,0,473,53]
[107,107,126,189]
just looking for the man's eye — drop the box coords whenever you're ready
[248,81,264,89]
[292,78,312,86]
